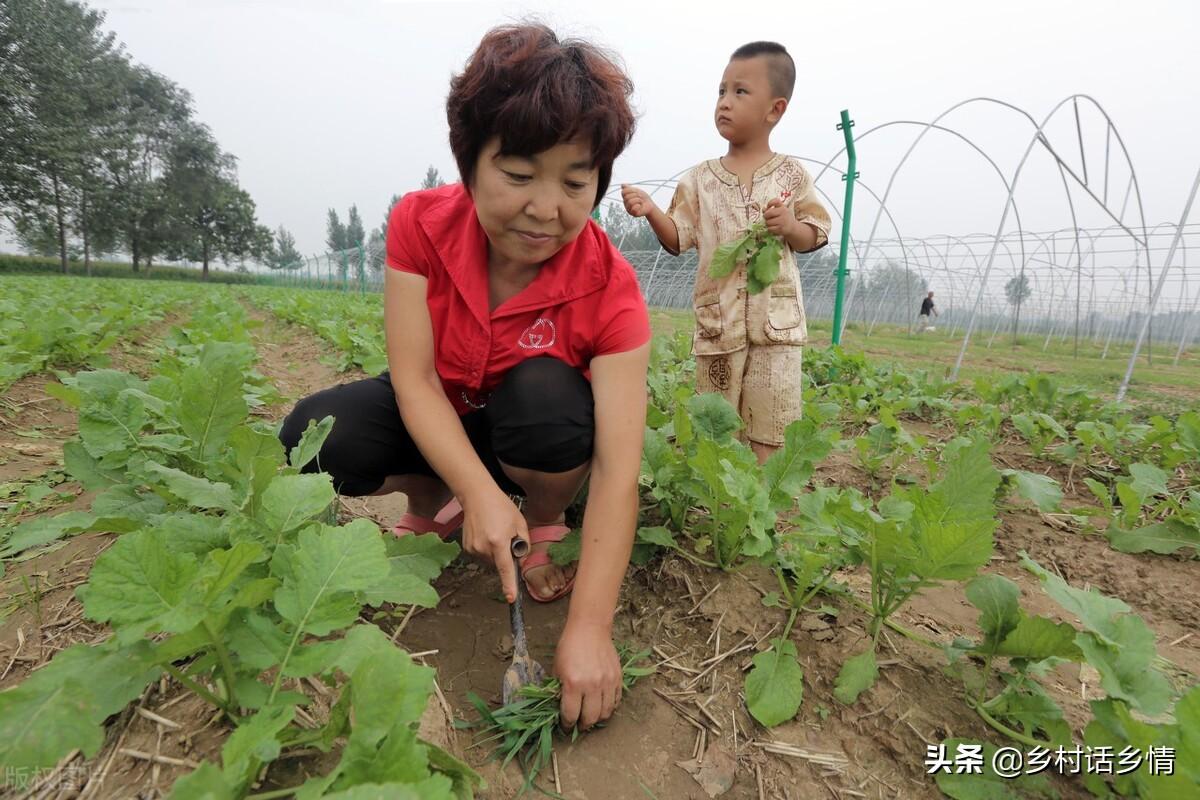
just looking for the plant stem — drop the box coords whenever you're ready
[674,546,719,570]
[162,663,238,721]
[782,607,799,640]
[247,786,303,800]
[841,594,943,650]
[967,697,1050,750]
[204,619,239,711]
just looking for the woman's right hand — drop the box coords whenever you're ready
[461,488,529,603]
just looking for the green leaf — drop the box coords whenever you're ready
[993,615,1082,662]
[1003,470,1063,512]
[362,532,456,608]
[322,780,453,800]
[964,574,1020,647]
[548,528,582,566]
[156,512,230,555]
[1,511,97,558]
[289,415,334,470]
[144,462,237,512]
[763,418,835,512]
[226,611,289,671]
[221,703,296,780]
[635,526,678,551]
[982,682,1071,746]
[178,343,249,462]
[1127,462,1169,500]
[381,532,458,582]
[78,388,147,459]
[747,237,781,292]
[1021,555,1170,715]
[337,724,432,789]
[166,761,237,799]
[350,647,436,745]
[1107,517,1200,555]
[259,473,336,533]
[0,641,160,773]
[63,440,125,490]
[425,742,486,800]
[1075,621,1172,715]
[274,520,390,637]
[905,438,999,581]
[200,541,263,604]
[834,648,878,704]
[687,392,742,442]
[1020,555,1130,640]
[744,637,804,727]
[709,235,749,279]
[78,527,207,642]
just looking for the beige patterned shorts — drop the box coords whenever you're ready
[695,345,803,446]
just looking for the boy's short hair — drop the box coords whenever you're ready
[447,23,636,207]
[730,41,796,101]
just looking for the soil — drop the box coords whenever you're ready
[0,305,1195,800]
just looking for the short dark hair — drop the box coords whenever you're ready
[730,41,796,101]
[447,23,636,207]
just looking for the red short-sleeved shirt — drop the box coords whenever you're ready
[387,184,651,415]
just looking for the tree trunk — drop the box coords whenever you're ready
[52,171,68,274]
[131,239,141,273]
[202,239,210,281]
[81,189,91,277]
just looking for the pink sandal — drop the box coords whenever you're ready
[519,524,576,603]
[391,498,464,539]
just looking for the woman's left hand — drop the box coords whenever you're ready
[554,620,621,731]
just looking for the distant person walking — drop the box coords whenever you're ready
[917,291,938,332]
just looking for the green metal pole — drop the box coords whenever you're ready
[831,109,857,346]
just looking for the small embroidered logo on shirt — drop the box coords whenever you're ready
[517,318,556,349]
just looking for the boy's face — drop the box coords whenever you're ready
[715,56,785,144]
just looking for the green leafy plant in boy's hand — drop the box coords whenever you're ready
[708,221,784,294]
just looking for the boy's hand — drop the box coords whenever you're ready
[621,184,655,218]
[555,619,621,731]
[763,198,797,237]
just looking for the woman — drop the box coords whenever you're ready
[280,24,649,732]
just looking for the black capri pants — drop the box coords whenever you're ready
[278,357,595,497]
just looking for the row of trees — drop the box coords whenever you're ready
[0,0,277,278]
[311,166,447,276]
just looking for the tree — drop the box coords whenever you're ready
[266,226,303,270]
[326,208,346,252]
[366,228,385,273]
[421,166,446,190]
[12,212,66,258]
[345,204,365,249]
[864,261,927,316]
[161,124,269,279]
[0,0,122,273]
[93,65,194,273]
[1005,272,1033,345]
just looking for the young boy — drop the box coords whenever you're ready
[622,41,831,463]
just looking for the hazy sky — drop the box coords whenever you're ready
[75,0,1200,261]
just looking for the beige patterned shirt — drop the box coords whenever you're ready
[666,154,831,355]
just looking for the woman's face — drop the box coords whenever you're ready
[471,137,598,269]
